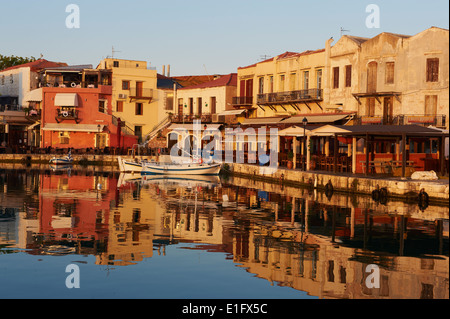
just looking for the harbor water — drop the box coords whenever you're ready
[0,167,448,299]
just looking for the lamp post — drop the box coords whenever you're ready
[302,117,308,171]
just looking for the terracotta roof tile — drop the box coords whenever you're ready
[1,59,68,72]
[179,73,237,90]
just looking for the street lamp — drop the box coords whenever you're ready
[302,117,308,171]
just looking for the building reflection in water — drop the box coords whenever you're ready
[0,168,448,299]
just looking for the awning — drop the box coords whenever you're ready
[278,125,314,137]
[280,113,353,124]
[24,88,43,102]
[27,122,40,130]
[241,117,286,125]
[167,123,222,132]
[309,124,353,136]
[218,109,246,116]
[42,123,104,132]
[54,93,78,107]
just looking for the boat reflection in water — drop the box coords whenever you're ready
[0,168,448,299]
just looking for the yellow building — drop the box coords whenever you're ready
[97,58,159,143]
[234,50,344,120]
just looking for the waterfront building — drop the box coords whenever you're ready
[39,66,137,150]
[0,59,67,149]
[97,58,159,144]
[326,26,449,130]
[173,73,238,124]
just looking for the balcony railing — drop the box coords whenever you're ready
[129,87,153,100]
[0,104,23,112]
[257,89,323,104]
[39,81,111,88]
[171,113,213,123]
[354,114,446,127]
[56,108,79,121]
[232,96,253,106]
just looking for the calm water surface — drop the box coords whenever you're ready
[0,167,448,299]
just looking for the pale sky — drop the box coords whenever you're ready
[1,0,448,76]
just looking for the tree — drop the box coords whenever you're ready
[0,54,36,71]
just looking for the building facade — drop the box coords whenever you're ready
[97,58,159,143]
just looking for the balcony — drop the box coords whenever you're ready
[232,96,253,106]
[171,113,213,123]
[257,89,323,105]
[55,108,80,123]
[0,104,23,112]
[354,114,446,128]
[129,87,153,101]
[39,81,111,89]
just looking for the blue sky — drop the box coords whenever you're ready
[1,0,448,76]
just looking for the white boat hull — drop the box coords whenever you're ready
[118,156,143,172]
[49,158,73,165]
[141,162,221,175]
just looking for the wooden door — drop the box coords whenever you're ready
[367,62,378,93]
[136,81,143,97]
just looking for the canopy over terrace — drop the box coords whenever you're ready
[329,124,449,177]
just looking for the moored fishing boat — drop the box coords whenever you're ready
[141,161,221,175]
[49,151,73,165]
[117,156,144,172]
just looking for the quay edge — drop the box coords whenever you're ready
[226,163,449,205]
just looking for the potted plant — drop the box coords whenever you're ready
[287,151,294,169]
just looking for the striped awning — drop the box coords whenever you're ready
[24,88,43,102]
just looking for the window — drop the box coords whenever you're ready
[367,98,376,116]
[279,75,285,92]
[333,67,339,89]
[316,69,322,89]
[345,65,352,87]
[424,95,438,115]
[269,76,274,93]
[116,101,123,112]
[135,103,143,115]
[210,96,216,114]
[290,73,296,91]
[258,77,264,94]
[426,58,439,82]
[122,81,130,90]
[59,131,70,144]
[98,100,107,113]
[303,71,309,90]
[165,93,173,111]
[135,126,142,140]
[113,61,119,67]
[197,97,202,115]
[385,62,395,84]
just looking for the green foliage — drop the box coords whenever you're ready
[0,54,36,71]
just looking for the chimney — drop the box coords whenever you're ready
[162,65,166,76]
[167,65,170,77]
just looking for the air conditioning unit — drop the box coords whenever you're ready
[118,94,127,99]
